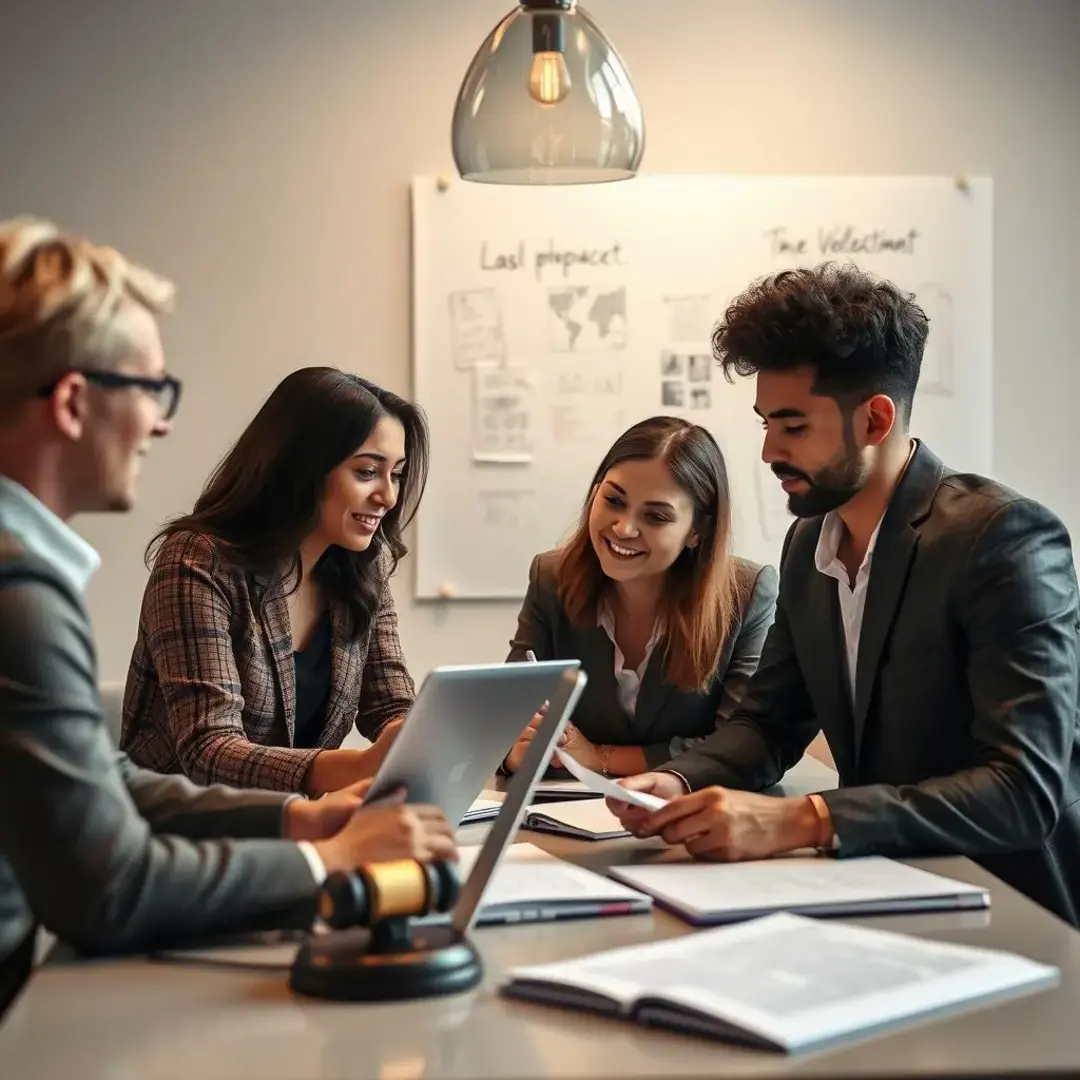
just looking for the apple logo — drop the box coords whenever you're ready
[448,759,472,786]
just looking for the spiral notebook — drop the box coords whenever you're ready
[521,798,630,841]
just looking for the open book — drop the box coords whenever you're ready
[458,842,651,924]
[522,799,630,840]
[608,854,990,924]
[501,911,1058,1053]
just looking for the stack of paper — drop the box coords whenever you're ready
[607,855,991,924]
[460,794,503,825]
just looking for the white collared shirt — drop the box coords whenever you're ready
[597,600,662,717]
[813,441,918,708]
[813,511,884,707]
[0,475,100,594]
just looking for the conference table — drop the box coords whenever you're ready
[3,756,1080,1079]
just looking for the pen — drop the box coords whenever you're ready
[523,648,553,726]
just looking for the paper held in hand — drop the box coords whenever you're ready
[556,749,667,811]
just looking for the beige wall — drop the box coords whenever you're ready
[1,0,1077,687]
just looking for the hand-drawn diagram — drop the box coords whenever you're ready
[662,293,715,345]
[473,366,532,462]
[553,367,623,440]
[917,282,954,395]
[548,286,627,352]
[556,371,586,395]
[593,370,623,396]
[552,404,590,444]
[449,288,505,370]
[478,489,536,531]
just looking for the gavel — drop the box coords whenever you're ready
[289,858,482,1002]
[319,859,460,944]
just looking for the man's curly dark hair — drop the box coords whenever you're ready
[711,263,929,424]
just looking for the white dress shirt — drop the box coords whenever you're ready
[813,511,885,707]
[813,441,917,707]
[597,600,662,717]
[0,475,325,885]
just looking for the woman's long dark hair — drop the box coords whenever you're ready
[148,367,429,637]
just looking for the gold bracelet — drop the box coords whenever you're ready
[599,744,613,778]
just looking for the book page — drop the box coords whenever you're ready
[658,915,1056,1050]
[508,913,1057,1051]
[644,920,975,1016]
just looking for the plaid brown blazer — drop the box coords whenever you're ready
[121,530,415,791]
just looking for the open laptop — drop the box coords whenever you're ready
[364,660,581,828]
[448,667,648,933]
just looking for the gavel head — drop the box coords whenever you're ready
[318,859,461,930]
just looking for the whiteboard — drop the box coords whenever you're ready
[411,175,992,600]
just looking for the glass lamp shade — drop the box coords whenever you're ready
[451,1,645,185]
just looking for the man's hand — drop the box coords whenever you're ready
[625,786,822,861]
[605,772,689,832]
[313,802,458,875]
[284,779,373,842]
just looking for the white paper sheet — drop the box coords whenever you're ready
[555,749,668,811]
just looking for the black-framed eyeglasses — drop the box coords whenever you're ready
[37,369,183,420]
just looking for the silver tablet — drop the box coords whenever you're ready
[363,659,581,828]
[452,667,588,934]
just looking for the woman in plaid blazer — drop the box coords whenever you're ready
[121,368,425,794]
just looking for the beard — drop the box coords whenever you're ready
[772,448,868,518]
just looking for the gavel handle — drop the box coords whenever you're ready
[370,917,413,952]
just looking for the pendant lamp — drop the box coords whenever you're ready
[451,1,645,185]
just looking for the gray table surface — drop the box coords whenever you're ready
[3,756,1079,1079]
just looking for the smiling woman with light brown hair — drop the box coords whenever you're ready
[504,415,778,783]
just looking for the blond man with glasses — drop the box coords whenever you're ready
[0,218,455,1019]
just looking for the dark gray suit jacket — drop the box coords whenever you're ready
[0,540,319,1015]
[507,551,779,769]
[666,443,1080,926]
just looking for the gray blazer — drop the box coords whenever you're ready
[507,551,779,770]
[0,542,319,1014]
[666,443,1080,926]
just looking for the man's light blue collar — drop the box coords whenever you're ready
[0,475,101,594]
